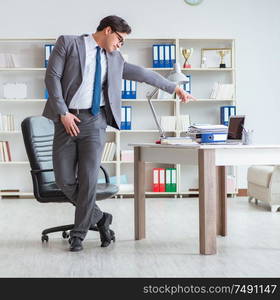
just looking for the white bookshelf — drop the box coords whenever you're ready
[0,37,236,198]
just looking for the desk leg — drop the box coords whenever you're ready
[217,166,227,236]
[199,149,217,255]
[134,147,146,240]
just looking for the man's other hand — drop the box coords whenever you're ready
[60,113,81,136]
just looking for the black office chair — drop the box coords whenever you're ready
[21,116,119,242]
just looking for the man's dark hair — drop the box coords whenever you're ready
[97,15,131,34]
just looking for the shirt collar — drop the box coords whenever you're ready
[88,33,104,52]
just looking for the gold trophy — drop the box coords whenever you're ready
[217,49,229,68]
[182,48,193,68]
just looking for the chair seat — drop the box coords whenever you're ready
[247,166,274,187]
[40,182,118,201]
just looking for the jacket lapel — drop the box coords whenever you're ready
[75,34,87,79]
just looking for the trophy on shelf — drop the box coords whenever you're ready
[217,49,230,68]
[182,48,193,68]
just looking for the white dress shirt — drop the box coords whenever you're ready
[69,34,107,109]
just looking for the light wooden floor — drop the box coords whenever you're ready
[0,196,280,278]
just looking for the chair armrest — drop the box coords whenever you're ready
[100,165,110,183]
[31,169,54,174]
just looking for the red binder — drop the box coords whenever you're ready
[152,168,159,192]
[159,168,165,192]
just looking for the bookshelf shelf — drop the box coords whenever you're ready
[0,68,46,71]
[0,99,46,102]
[0,37,237,198]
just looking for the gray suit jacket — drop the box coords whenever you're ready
[42,34,176,130]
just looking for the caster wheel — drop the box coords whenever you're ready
[62,231,69,239]
[41,235,49,242]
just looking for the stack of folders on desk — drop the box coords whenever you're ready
[187,124,228,144]
[121,80,137,99]
[101,142,116,161]
[121,106,132,130]
[153,168,177,192]
[153,44,176,68]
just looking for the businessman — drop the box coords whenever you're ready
[43,15,196,252]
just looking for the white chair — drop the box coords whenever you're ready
[247,165,280,212]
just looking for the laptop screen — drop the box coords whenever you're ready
[227,116,245,140]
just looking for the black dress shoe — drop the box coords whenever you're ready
[97,212,116,247]
[69,237,83,252]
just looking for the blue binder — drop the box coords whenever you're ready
[201,132,227,143]
[153,45,159,68]
[44,44,54,67]
[121,106,132,130]
[220,105,236,125]
[126,106,132,130]
[183,75,191,93]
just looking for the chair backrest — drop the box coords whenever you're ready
[21,116,55,185]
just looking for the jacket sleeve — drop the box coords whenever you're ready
[44,35,69,116]
[122,61,176,94]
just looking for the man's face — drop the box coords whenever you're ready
[104,27,127,53]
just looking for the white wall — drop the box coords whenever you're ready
[1,0,279,187]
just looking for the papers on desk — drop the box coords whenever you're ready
[188,124,228,134]
[160,136,198,145]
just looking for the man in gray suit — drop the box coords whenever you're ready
[43,15,196,252]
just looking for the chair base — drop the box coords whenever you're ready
[41,224,99,242]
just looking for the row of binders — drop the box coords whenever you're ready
[220,105,236,126]
[0,113,15,131]
[121,80,137,99]
[121,106,132,130]
[0,141,12,162]
[101,142,116,161]
[153,44,176,68]
[153,168,177,192]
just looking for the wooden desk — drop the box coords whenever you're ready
[130,143,280,255]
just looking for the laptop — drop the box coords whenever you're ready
[202,115,245,145]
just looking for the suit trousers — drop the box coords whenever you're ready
[52,106,107,240]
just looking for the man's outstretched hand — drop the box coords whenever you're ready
[175,86,197,103]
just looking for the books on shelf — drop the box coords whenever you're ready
[121,80,137,99]
[0,141,12,162]
[153,168,177,192]
[121,150,134,162]
[101,142,116,161]
[153,44,176,68]
[209,82,234,100]
[0,113,15,131]
[121,106,132,130]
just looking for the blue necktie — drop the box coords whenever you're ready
[91,46,101,116]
